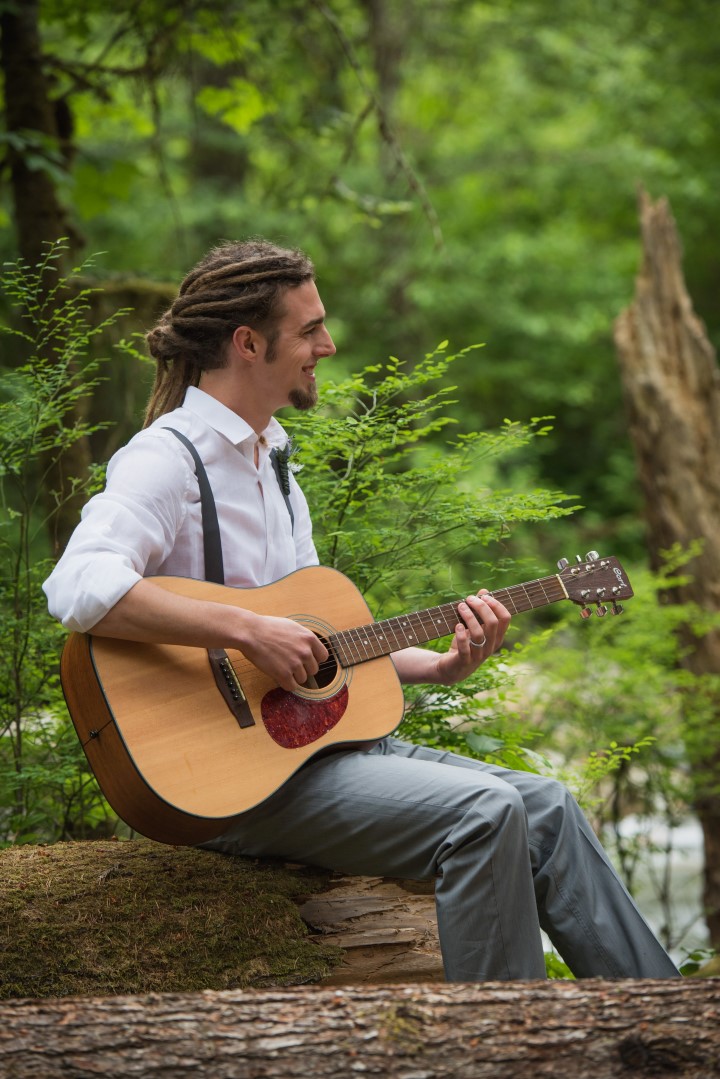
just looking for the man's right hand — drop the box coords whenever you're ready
[238,612,329,691]
[90,578,328,692]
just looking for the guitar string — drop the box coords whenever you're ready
[307,575,574,678]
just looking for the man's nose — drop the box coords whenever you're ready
[318,327,336,356]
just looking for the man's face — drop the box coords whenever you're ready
[261,280,336,412]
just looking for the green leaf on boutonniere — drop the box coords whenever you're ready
[270,439,299,497]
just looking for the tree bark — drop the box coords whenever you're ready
[298,874,442,984]
[614,188,720,947]
[0,981,718,1078]
[0,0,72,267]
[0,0,91,552]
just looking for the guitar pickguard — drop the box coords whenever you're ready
[260,685,349,748]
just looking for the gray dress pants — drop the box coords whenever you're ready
[203,737,680,980]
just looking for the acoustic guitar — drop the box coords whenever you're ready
[60,554,633,845]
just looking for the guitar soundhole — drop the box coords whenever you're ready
[301,635,337,690]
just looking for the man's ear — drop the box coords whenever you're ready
[231,325,264,363]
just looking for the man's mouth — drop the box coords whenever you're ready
[302,364,317,380]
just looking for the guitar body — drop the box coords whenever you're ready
[61,567,405,845]
[61,552,633,846]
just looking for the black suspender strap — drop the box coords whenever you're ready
[164,427,225,586]
[164,428,295,586]
[164,428,254,729]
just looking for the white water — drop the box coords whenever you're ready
[611,814,708,965]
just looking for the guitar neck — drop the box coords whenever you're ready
[329,573,567,669]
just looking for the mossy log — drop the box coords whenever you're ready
[1,981,719,1078]
[1,839,442,999]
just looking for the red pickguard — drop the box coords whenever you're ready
[260,685,349,748]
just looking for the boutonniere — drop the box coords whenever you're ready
[270,439,302,496]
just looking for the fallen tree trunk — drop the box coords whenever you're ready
[0,981,718,1078]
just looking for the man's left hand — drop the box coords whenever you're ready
[434,591,511,686]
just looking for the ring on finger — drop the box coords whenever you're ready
[470,634,486,649]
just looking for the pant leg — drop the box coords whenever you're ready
[203,738,548,980]
[382,739,680,978]
[203,737,679,980]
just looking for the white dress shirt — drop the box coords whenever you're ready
[43,387,318,631]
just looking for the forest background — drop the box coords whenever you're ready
[1,0,719,972]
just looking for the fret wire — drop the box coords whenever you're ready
[328,635,345,667]
[382,617,406,654]
[359,624,379,658]
[495,590,520,615]
[418,606,454,637]
[369,622,390,659]
[348,625,373,660]
[393,613,419,647]
[339,628,364,665]
[372,625,388,656]
[332,574,566,669]
[493,576,563,612]
[537,579,553,604]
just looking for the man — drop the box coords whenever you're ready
[44,239,679,981]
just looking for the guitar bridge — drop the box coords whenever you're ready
[207,649,255,728]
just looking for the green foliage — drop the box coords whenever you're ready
[502,552,716,952]
[544,951,575,980]
[2,0,713,553]
[1,0,716,561]
[283,343,574,609]
[283,343,580,773]
[0,244,127,844]
[679,948,718,978]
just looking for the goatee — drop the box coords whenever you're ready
[289,384,318,411]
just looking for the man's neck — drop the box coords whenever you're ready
[198,373,272,437]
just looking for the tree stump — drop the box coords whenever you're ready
[0,981,718,1078]
[614,187,720,947]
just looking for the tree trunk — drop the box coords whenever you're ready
[0,0,91,552]
[614,188,720,947]
[0,981,718,1078]
[0,0,72,267]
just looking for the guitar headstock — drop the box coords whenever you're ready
[557,552,634,618]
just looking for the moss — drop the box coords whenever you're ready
[0,840,342,999]
[376,1003,426,1054]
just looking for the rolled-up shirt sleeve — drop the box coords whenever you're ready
[43,433,192,632]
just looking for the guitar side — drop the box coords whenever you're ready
[61,631,235,844]
[61,566,406,845]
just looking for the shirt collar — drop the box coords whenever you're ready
[182,386,288,449]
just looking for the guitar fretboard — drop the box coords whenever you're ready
[329,574,566,669]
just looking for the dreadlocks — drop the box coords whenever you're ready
[143,239,315,426]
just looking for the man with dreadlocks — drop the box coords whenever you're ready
[44,240,679,981]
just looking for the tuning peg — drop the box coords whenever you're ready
[611,602,624,615]
[586,551,600,562]
[580,607,592,620]
[595,604,607,617]
[557,557,569,570]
